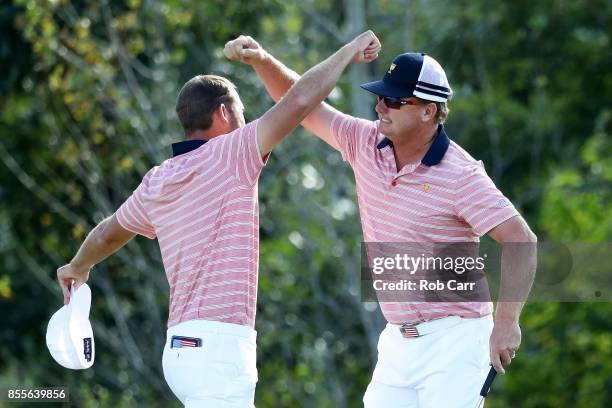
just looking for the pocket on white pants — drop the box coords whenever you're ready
[162,344,210,401]
[162,334,256,403]
[225,335,258,383]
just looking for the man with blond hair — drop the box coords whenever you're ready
[225,35,537,407]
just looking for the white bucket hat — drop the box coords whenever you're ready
[46,283,95,369]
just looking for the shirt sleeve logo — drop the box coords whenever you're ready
[495,198,511,208]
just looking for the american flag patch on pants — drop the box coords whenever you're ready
[170,335,202,348]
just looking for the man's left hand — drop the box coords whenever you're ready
[489,318,521,374]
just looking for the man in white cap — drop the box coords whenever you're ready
[56,31,381,407]
[224,36,537,407]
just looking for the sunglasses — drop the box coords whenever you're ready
[376,95,421,109]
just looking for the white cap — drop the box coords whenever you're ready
[46,283,95,369]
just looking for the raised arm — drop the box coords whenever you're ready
[224,34,380,151]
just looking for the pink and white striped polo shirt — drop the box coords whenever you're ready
[330,112,519,324]
[116,120,266,328]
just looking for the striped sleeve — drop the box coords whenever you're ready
[330,111,377,165]
[116,169,156,239]
[454,162,519,236]
[213,119,267,187]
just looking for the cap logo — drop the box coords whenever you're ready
[387,63,397,74]
[83,338,92,362]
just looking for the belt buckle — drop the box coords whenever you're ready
[399,323,420,338]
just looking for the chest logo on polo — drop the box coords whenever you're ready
[388,63,397,74]
[423,183,430,192]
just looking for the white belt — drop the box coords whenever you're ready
[393,316,466,338]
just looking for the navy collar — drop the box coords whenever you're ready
[171,139,207,157]
[376,124,450,167]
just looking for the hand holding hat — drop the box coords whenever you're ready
[57,263,90,305]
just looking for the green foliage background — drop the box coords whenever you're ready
[0,0,610,407]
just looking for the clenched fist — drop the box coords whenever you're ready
[224,35,267,65]
[349,30,381,64]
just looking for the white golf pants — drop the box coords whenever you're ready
[162,319,257,408]
[364,315,493,408]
